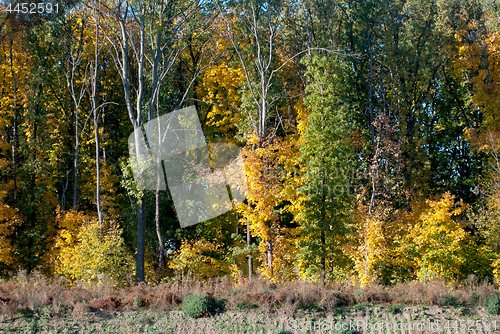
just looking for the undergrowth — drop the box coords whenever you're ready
[0,271,497,318]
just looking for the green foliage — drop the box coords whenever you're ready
[0,0,499,288]
[386,304,400,314]
[441,295,463,307]
[181,294,217,318]
[486,293,500,315]
[296,54,357,281]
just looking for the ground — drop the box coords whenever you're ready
[1,305,500,333]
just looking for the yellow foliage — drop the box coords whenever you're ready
[350,206,387,288]
[169,238,228,279]
[54,213,135,286]
[0,137,18,268]
[198,48,244,136]
[455,21,500,143]
[401,192,470,281]
[0,181,21,267]
[348,193,475,285]
[492,259,500,284]
[236,137,301,282]
[0,31,30,121]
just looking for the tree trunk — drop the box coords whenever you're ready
[136,200,146,283]
[91,1,103,238]
[247,218,253,284]
[93,105,103,235]
[265,221,273,276]
[73,106,79,208]
[320,230,325,287]
[9,39,18,203]
[155,185,164,275]
[65,22,85,210]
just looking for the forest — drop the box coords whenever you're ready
[1,0,500,291]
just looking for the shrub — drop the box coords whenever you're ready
[333,330,357,334]
[55,218,135,287]
[441,295,463,307]
[90,296,122,311]
[486,293,500,315]
[181,294,216,318]
[386,304,399,313]
[72,302,90,319]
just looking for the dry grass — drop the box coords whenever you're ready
[71,301,90,319]
[0,271,497,318]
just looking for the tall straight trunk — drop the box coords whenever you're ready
[93,106,103,232]
[155,189,164,274]
[132,126,146,283]
[9,39,18,203]
[73,107,79,208]
[117,6,147,284]
[155,160,164,274]
[150,32,163,276]
[66,22,85,209]
[136,200,146,282]
[320,177,326,287]
[320,230,325,287]
[31,84,42,190]
[247,219,253,284]
[365,30,376,282]
[264,220,273,276]
[91,0,103,236]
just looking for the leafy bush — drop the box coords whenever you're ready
[386,304,399,313]
[55,216,135,287]
[333,330,358,334]
[486,293,500,315]
[441,295,463,307]
[181,294,216,318]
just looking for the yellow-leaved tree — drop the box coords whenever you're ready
[349,206,387,288]
[237,135,301,283]
[169,238,228,280]
[398,192,471,281]
[455,20,500,142]
[0,138,20,272]
[54,210,135,286]
[198,18,244,142]
[454,17,500,283]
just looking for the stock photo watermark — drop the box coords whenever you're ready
[289,318,499,332]
[128,106,247,228]
[128,106,389,228]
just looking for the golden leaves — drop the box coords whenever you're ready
[54,214,135,286]
[169,238,227,279]
[402,192,470,281]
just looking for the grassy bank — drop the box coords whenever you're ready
[1,272,500,333]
